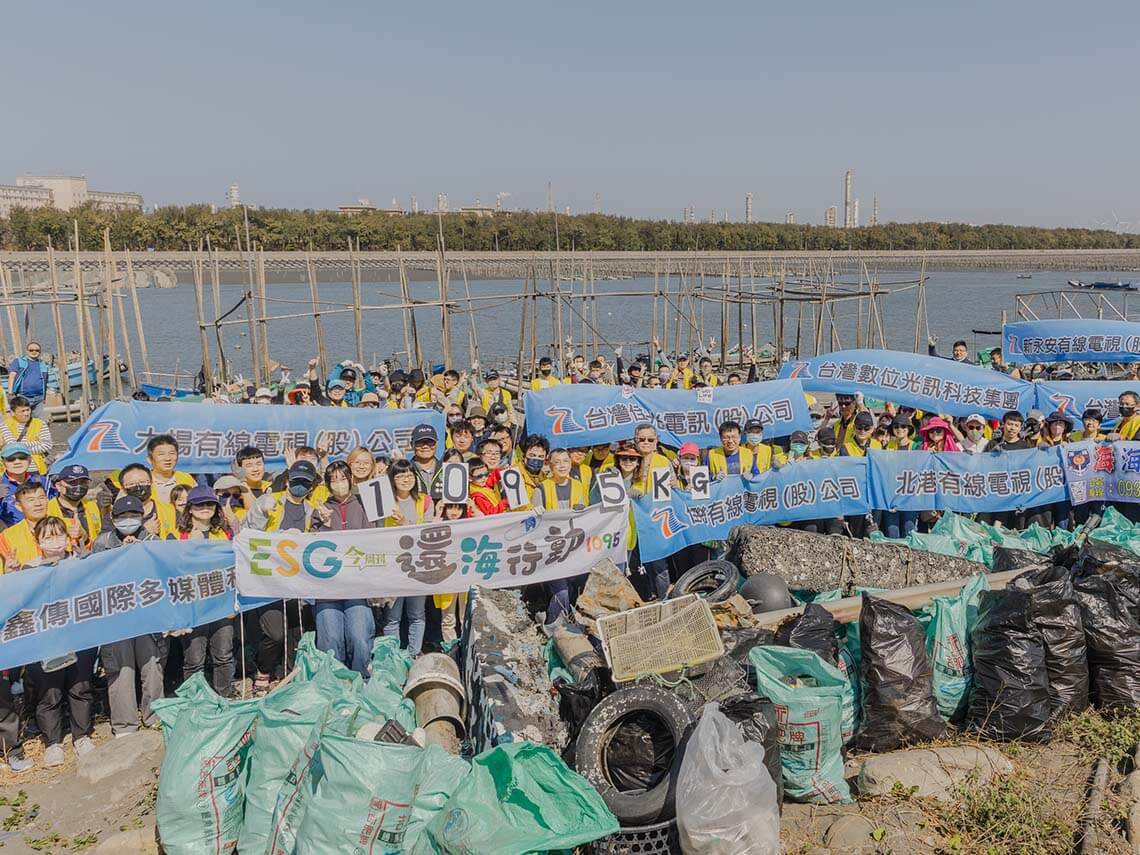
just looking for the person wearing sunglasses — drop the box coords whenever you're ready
[0,442,54,527]
[7,342,47,418]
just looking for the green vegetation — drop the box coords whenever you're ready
[1055,706,1140,765]
[2,205,1138,252]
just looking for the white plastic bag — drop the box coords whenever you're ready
[676,703,779,855]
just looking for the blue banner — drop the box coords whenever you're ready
[52,400,445,475]
[780,349,1034,418]
[632,457,870,561]
[0,541,268,672]
[1034,380,1134,427]
[523,380,811,446]
[867,448,1067,513]
[1004,319,1140,363]
[1062,441,1140,505]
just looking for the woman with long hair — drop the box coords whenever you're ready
[346,446,377,486]
[312,461,376,677]
[382,459,432,656]
[173,485,233,540]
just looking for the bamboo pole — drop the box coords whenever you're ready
[105,237,136,391]
[305,250,329,380]
[101,230,121,398]
[349,237,364,366]
[76,223,105,402]
[237,223,261,384]
[459,257,480,370]
[395,246,413,365]
[191,245,215,395]
[46,244,70,407]
[435,218,451,371]
[16,266,32,343]
[123,248,152,379]
[256,247,271,384]
[528,264,538,378]
[650,262,659,367]
[0,262,21,358]
[71,226,92,411]
[590,262,599,359]
[399,254,423,369]
[206,235,228,383]
[516,273,528,392]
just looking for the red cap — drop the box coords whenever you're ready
[678,442,701,458]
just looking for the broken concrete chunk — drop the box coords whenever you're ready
[856,745,1013,801]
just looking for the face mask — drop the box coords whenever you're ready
[63,483,89,502]
[524,458,544,474]
[540,367,552,376]
[447,414,463,425]
[791,443,807,456]
[221,494,243,509]
[494,413,509,425]
[288,483,310,498]
[967,428,984,440]
[329,480,351,499]
[680,460,696,472]
[1122,405,1136,417]
[115,518,142,535]
[745,433,763,445]
[40,537,68,554]
[125,484,151,501]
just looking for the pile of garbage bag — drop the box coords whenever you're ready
[870,511,1077,568]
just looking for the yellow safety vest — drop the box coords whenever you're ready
[708,446,754,478]
[669,367,694,390]
[574,463,594,491]
[699,373,720,387]
[383,493,429,527]
[46,497,102,544]
[540,477,587,510]
[481,387,514,413]
[531,376,562,390]
[842,438,883,458]
[154,499,178,539]
[1120,415,1140,441]
[0,520,40,571]
[1068,429,1106,442]
[4,416,48,474]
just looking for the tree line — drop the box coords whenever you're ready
[2,203,1138,253]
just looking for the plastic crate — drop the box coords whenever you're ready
[600,599,725,683]
[596,595,698,668]
[585,819,680,854]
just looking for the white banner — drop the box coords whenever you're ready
[233,503,630,599]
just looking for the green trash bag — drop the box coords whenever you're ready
[922,573,989,722]
[153,674,261,855]
[360,678,419,730]
[238,675,353,855]
[294,632,364,693]
[289,733,468,855]
[1091,506,1140,555]
[421,741,619,854]
[371,635,413,689]
[750,645,852,804]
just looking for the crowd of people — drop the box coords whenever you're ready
[0,337,1137,776]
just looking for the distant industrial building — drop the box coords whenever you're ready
[824,206,837,227]
[227,183,241,208]
[853,198,860,228]
[0,175,143,217]
[745,192,753,224]
[785,212,795,224]
[844,170,854,228]
[337,199,378,216]
[870,196,880,227]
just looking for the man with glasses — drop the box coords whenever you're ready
[632,423,671,489]
[8,342,46,417]
[0,442,54,526]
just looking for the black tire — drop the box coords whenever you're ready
[668,559,740,603]
[574,686,694,826]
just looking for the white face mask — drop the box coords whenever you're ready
[329,479,351,498]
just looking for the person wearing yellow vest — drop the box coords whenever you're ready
[1037,411,1073,448]
[117,463,178,539]
[244,460,322,693]
[382,460,432,656]
[531,356,562,390]
[841,411,883,457]
[569,447,594,493]
[587,442,615,476]
[697,356,720,387]
[539,449,588,623]
[1070,408,1107,442]
[0,481,53,571]
[669,354,694,390]
[479,371,514,414]
[2,396,53,475]
[47,463,101,551]
[743,418,787,476]
[516,436,550,507]
[1116,392,1140,441]
[325,379,351,407]
[631,424,673,493]
[826,394,860,447]
[146,434,198,505]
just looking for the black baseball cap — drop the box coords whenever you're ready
[816,426,837,447]
[112,495,144,516]
[412,424,438,445]
[56,464,90,481]
[743,418,764,432]
[287,460,319,487]
[854,411,875,429]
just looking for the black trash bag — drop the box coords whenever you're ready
[556,667,614,737]
[718,693,783,807]
[604,711,678,792]
[774,603,839,666]
[1072,573,1140,713]
[992,546,1052,574]
[856,594,947,751]
[1073,540,1140,604]
[721,627,775,688]
[1012,566,1089,719]
[967,589,1052,741]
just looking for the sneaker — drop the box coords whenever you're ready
[73,736,96,757]
[2,753,32,774]
[43,743,65,767]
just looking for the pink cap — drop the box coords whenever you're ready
[678,441,701,458]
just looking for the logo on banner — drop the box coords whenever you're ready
[651,506,689,539]
[1006,333,1022,356]
[786,361,812,379]
[84,419,130,453]
[1066,447,1091,473]
[545,405,585,435]
[1047,390,1077,414]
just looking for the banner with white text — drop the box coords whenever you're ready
[233,503,630,598]
[1062,440,1140,505]
[1004,319,1140,363]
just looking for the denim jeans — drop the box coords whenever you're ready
[313,599,375,677]
[882,510,918,540]
[383,596,426,656]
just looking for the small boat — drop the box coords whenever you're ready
[137,383,199,399]
[45,355,126,391]
[1016,273,1033,279]
[1068,279,1137,291]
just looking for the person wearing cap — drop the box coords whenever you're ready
[409,423,443,501]
[47,463,100,549]
[327,361,376,408]
[918,416,960,452]
[487,401,515,432]
[785,431,812,463]
[0,481,53,571]
[466,405,488,438]
[813,426,838,458]
[2,395,53,475]
[1070,408,1106,442]
[212,474,248,522]
[92,492,165,738]
[820,393,861,447]
[325,379,349,408]
[885,415,917,451]
[531,356,562,390]
[840,410,881,457]
[477,371,513,415]
[741,418,786,475]
[286,382,313,405]
[1021,409,1045,445]
[672,441,703,490]
[251,386,275,405]
[358,390,382,408]
[0,441,54,527]
[173,485,233,541]
[1115,391,1140,441]
[145,434,198,505]
[960,414,991,454]
[1038,411,1073,448]
[114,463,176,539]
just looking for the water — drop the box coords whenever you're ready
[20,268,1140,384]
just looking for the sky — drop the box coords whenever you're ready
[3,0,1138,229]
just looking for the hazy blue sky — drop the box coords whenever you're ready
[4,1,1137,228]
